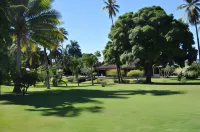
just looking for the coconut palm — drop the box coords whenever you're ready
[177,0,200,59]
[65,40,82,58]
[5,0,65,92]
[102,0,120,24]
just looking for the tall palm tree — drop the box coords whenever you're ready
[65,40,82,58]
[102,0,120,24]
[178,0,200,60]
[5,0,65,92]
[49,27,68,65]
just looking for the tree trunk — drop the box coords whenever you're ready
[13,35,22,93]
[145,62,152,83]
[195,20,200,60]
[91,67,94,86]
[119,66,123,83]
[116,64,121,83]
[111,17,114,25]
[76,73,79,87]
[44,47,50,89]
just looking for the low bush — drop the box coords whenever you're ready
[13,69,38,95]
[127,70,143,80]
[78,77,86,83]
[136,78,146,84]
[67,76,74,83]
[122,79,130,84]
[106,69,125,77]
[96,78,105,84]
[185,71,199,79]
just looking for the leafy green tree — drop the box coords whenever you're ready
[4,0,64,92]
[128,6,197,83]
[177,0,200,59]
[65,40,82,58]
[95,51,101,58]
[103,12,134,83]
[82,54,98,85]
[0,0,12,89]
[103,41,122,83]
[102,0,120,24]
[80,66,91,76]
[69,57,82,86]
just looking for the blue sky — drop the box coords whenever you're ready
[52,0,198,57]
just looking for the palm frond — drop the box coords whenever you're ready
[177,4,188,10]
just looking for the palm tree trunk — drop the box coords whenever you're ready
[195,20,200,60]
[13,35,22,93]
[44,47,50,89]
[16,36,21,75]
[111,16,114,25]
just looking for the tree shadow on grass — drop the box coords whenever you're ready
[0,89,185,117]
[151,82,200,85]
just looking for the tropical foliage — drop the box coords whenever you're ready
[102,0,120,24]
[104,6,197,83]
[177,0,200,59]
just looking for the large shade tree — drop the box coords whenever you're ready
[102,0,120,24]
[103,12,134,83]
[5,0,65,92]
[128,6,197,83]
[178,0,200,59]
[104,6,197,83]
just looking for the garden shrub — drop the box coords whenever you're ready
[122,79,130,84]
[106,69,125,77]
[67,76,74,83]
[13,68,38,95]
[185,71,199,79]
[127,70,144,80]
[78,77,86,83]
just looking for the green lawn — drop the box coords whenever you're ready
[0,78,200,132]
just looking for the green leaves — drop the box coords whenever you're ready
[82,54,98,68]
[102,0,120,23]
[65,41,82,58]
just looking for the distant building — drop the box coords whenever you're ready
[95,64,135,76]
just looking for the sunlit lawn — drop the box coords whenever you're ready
[0,78,200,132]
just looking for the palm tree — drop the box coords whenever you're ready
[102,0,120,24]
[65,40,82,58]
[5,0,64,92]
[178,0,200,59]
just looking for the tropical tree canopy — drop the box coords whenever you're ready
[104,6,197,83]
[82,53,98,85]
[65,40,82,58]
[177,0,200,61]
[4,0,65,92]
[177,0,200,24]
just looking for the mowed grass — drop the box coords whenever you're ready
[0,78,200,132]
